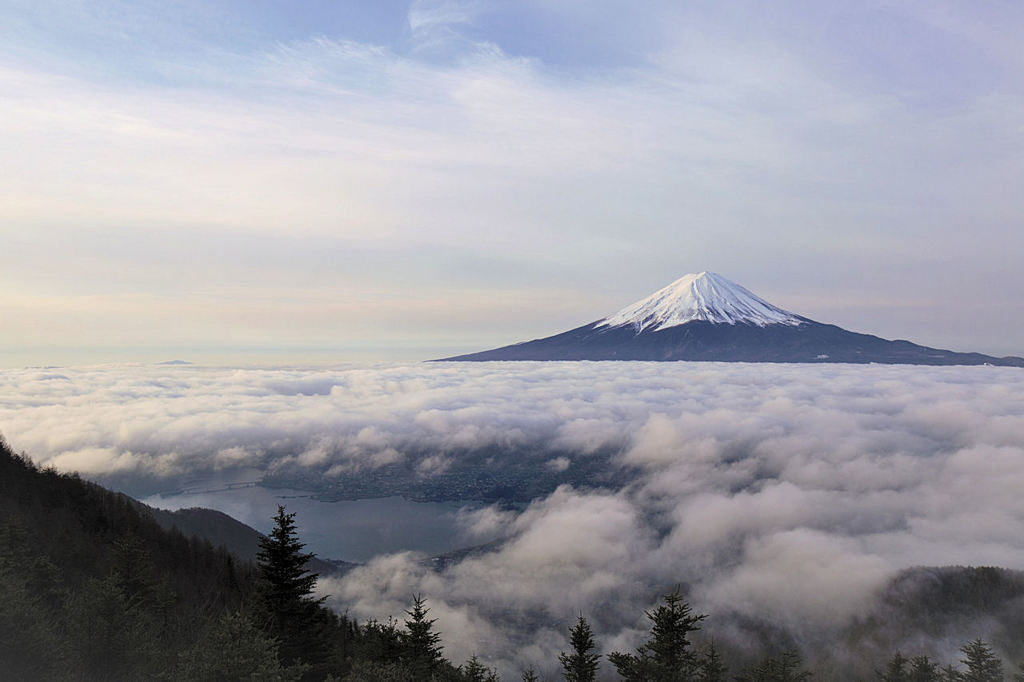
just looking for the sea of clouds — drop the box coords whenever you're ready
[3,361,1024,675]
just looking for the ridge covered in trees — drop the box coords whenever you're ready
[2,435,1024,680]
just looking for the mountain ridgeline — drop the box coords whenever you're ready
[441,272,1024,366]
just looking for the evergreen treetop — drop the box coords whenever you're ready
[881,652,910,682]
[958,639,1004,682]
[558,614,600,682]
[403,593,444,677]
[256,505,331,674]
[464,654,501,682]
[908,656,941,682]
[257,505,320,610]
[734,651,811,682]
[608,589,707,681]
[699,640,728,682]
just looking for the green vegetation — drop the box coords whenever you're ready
[3,436,1024,681]
[559,615,600,682]
[404,594,446,678]
[877,639,1008,682]
[608,588,706,681]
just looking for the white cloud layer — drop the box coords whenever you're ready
[3,361,1024,674]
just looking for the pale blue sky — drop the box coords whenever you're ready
[2,0,1023,364]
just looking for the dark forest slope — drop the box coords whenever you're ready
[0,436,261,678]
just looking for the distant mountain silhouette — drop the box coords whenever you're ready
[440,272,1024,366]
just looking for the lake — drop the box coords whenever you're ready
[144,481,482,562]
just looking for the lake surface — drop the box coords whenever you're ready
[144,481,481,562]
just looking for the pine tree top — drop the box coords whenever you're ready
[256,505,319,604]
[559,614,600,682]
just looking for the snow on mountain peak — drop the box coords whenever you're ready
[597,271,804,332]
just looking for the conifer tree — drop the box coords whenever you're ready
[958,639,1003,682]
[358,617,404,665]
[880,652,910,682]
[464,654,501,682]
[258,506,319,611]
[559,614,600,682]
[0,558,65,680]
[908,656,941,682]
[522,666,540,682]
[734,651,811,682]
[403,594,444,678]
[608,589,706,681]
[180,611,305,681]
[66,575,157,680]
[699,640,728,682]
[256,505,327,671]
[940,664,960,682]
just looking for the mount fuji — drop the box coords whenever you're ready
[440,272,1024,366]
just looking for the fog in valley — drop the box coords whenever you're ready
[3,361,1023,676]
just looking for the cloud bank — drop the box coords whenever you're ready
[3,361,1024,674]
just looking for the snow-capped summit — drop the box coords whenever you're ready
[598,271,803,332]
[438,271,1024,366]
